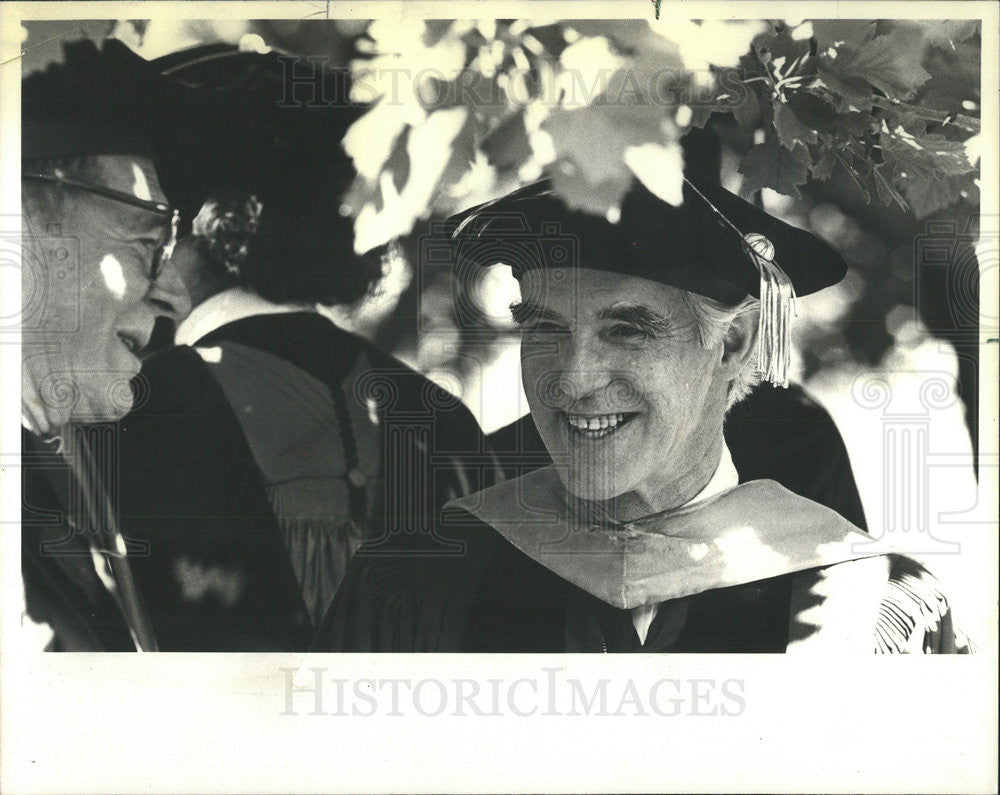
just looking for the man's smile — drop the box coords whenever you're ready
[564,411,639,439]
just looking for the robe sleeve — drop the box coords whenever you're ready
[787,554,973,654]
[874,556,973,654]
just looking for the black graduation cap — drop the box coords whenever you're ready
[146,43,363,229]
[22,39,171,163]
[144,43,375,306]
[22,39,185,254]
[448,176,848,387]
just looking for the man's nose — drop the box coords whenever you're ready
[548,334,610,407]
[146,264,192,321]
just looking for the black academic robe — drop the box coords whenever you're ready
[21,428,135,651]
[488,382,868,530]
[314,514,804,653]
[315,478,969,654]
[109,312,496,651]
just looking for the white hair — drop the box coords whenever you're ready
[682,291,762,409]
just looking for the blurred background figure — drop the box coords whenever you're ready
[20,40,191,650]
[109,45,497,650]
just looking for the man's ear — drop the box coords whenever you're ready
[720,308,759,378]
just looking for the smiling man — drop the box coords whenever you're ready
[20,41,191,650]
[21,155,188,434]
[316,176,970,654]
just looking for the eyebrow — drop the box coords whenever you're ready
[509,300,566,326]
[596,303,673,335]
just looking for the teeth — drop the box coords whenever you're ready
[567,412,630,431]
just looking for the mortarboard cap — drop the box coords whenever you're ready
[144,43,374,306]
[22,39,188,163]
[21,39,198,222]
[448,177,848,387]
[147,43,363,227]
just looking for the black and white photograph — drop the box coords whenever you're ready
[1,1,996,792]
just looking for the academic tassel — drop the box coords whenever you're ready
[683,179,798,388]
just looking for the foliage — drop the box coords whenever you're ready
[340,18,981,253]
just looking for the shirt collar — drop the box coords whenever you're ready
[175,287,313,347]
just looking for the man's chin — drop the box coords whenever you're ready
[69,379,138,425]
[555,465,632,504]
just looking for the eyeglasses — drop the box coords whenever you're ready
[22,171,181,280]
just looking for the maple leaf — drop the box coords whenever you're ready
[901,171,978,219]
[543,107,631,185]
[738,138,812,198]
[821,27,931,100]
[773,101,818,148]
[810,144,839,181]
[880,129,975,180]
[551,160,633,218]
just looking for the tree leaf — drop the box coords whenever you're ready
[731,83,762,131]
[811,144,838,181]
[738,138,811,198]
[544,107,631,185]
[773,101,818,147]
[436,109,478,194]
[810,20,877,51]
[873,96,981,134]
[687,69,758,130]
[550,161,633,217]
[913,20,979,50]
[481,113,533,173]
[872,162,909,211]
[421,20,455,48]
[821,27,931,100]
[815,66,875,111]
[787,90,872,141]
[880,129,975,180]
[384,126,412,194]
[755,26,810,65]
[902,171,978,219]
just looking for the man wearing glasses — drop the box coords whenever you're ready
[20,41,190,650]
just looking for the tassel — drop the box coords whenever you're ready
[742,232,797,388]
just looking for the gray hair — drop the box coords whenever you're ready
[682,291,762,409]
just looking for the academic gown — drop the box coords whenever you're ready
[314,468,969,654]
[106,312,497,651]
[21,428,136,651]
